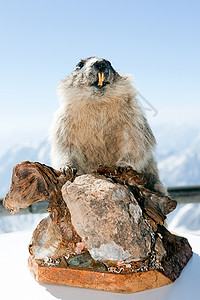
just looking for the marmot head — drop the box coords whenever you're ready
[59,57,135,104]
[74,57,118,88]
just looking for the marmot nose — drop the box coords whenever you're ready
[94,61,107,72]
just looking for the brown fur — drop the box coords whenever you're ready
[49,57,167,195]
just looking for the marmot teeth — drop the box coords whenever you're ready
[98,73,105,86]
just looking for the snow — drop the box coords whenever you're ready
[0,213,48,234]
[158,143,200,186]
[0,191,199,299]
[154,125,200,187]
[167,203,200,236]
[0,230,199,300]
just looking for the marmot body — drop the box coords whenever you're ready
[50,57,166,195]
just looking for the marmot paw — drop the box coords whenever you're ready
[60,166,77,179]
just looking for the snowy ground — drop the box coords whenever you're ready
[0,230,199,300]
[0,203,200,236]
[167,203,200,236]
[0,213,48,234]
[0,204,199,300]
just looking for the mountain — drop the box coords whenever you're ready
[0,126,200,196]
[153,124,200,155]
[157,134,200,186]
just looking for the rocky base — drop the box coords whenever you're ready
[28,231,192,294]
[28,255,171,294]
[4,162,193,294]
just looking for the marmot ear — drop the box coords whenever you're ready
[105,59,116,73]
[106,60,112,67]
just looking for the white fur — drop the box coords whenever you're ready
[49,57,167,195]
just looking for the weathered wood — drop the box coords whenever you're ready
[3,161,74,222]
[1,185,199,216]
[3,161,192,294]
[3,162,177,228]
[157,226,193,281]
[3,161,79,245]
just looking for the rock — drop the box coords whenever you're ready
[94,166,177,229]
[62,174,154,262]
[3,162,193,293]
[29,216,73,260]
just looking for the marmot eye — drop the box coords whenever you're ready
[77,61,85,69]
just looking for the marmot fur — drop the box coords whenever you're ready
[49,57,166,195]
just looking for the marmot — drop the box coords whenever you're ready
[49,57,167,195]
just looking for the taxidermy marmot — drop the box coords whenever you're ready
[50,57,167,195]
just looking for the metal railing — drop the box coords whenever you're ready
[168,185,200,204]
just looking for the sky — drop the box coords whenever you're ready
[0,0,200,155]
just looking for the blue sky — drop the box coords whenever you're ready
[0,0,200,154]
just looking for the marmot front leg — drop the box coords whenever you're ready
[58,157,78,175]
[60,165,78,179]
[50,147,79,174]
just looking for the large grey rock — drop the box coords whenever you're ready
[62,174,155,262]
